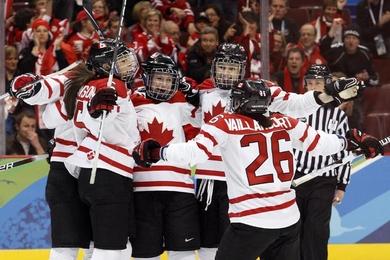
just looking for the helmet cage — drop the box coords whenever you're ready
[87,40,139,83]
[145,68,179,101]
[212,57,245,90]
[114,48,139,83]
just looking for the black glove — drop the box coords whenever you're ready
[132,138,162,167]
[87,88,117,118]
[178,80,192,93]
[346,129,384,158]
[10,73,42,99]
[325,78,364,105]
[178,78,199,107]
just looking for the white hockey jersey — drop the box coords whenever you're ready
[195,78,323,181]
[20,74,68,105]
[131,89,199,193]
[162,112,347,228]
[65,78,140,178]
[21,74,80,164]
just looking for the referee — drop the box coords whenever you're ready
[293,65,351,260]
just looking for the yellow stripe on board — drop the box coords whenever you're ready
[0,250,169,260]
[328,244,390,260]
[0,244,389,260]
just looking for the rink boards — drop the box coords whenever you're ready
[1,156,389,260]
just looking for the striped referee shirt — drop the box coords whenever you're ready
[294,106,351,191]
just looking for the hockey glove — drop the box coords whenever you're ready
[10,73,42,99]
[87,88,117,118]
[346,129,384,158]
[325,78,364,105]
[132,138,162,167]
[179,77,199,107]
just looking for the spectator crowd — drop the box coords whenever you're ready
[3,0,390,155]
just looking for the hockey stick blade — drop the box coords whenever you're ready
[0,93,10,101]
[82,0,105,39]
[0,155,48,172]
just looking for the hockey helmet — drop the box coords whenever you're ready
[142,53,180,101]
[304,64,333,87]
[87,39,139,83]
[230,79,271,117]
[211,43,247,90]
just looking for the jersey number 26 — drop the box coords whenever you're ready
[240,131,294,186]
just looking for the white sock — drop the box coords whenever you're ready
[82,242,94,260]
[90,242,132,260]
[198,247,218,260]
[121,241,133,260]
[168,250,196,260]
[49,248,78,260]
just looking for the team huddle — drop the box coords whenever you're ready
[10,39,383,260]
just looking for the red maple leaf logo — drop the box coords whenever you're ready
[140,118,174,146]
[203,101,225,123]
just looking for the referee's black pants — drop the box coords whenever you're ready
[293,173,337,260]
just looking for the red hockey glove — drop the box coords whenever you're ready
[346,129,384,158]
[10,73,42,99]
[87,88,117,118]
[132,139,162,168]
[325,77,364,105]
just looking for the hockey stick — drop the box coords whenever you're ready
[0,93,11,101]
[292,135,390,187]
[82,0,105,39]
[89,0,128,184]
[0,61,81,102]
[0,155,48,172]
